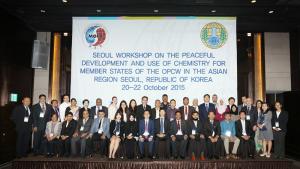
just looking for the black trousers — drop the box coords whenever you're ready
[59,137,71,156]
[33,129,45,154]
[188,138,206,158]
[124,138,137,159]
[171,135,188,158]
[238,137,255,159]
[16,129,31,157]
[46,138,60,155]
[88,133,108,156]
[206,137,223,159]
[155,136,170,158]
[273,131,286,158]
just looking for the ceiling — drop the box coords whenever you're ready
[0,0,300,32]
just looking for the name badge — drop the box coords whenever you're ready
[39,112,44,118]
[24,117,29,122]
[143,131,149,137]
[176,130,183,135]
[80,126,84,131]
[225,130,231,137]
[212,131,215,137]
[192,130,196,135]
[275,122,279,128]
[116,131,120,136]
[246,115,250,120]
[94,115,98,119]
[49,133,54,137]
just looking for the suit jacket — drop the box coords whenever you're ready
[78,107,91,120]
[203,119,221,138]
[32,103,52,130]
[136,104,151,121]
[187,119,204,135]
[241,105,258,127]
[76,118,93,135]
[150,107,162,120]
[60,119,77,137]
[138,119,155,137]
[90,105,108,118]
[11,105,33,132]
[235,119,254,139]
[45,121,62,137]
[169,119,188,136]
[90,117,110,138]
[154,117,170,136]
[271,110,288,132]
[179,105,195,121]
[199,103,216,123]
[109,120,125,137]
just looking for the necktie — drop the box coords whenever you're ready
[177,120,181,130]
[25,106,29,116]
[247,106,250,112]
[42,104,46,112]
[160,118,164,133]
[184,106,187,115]
[97,106,100,114]
[56,108,60,117]
[143,105,146,110]
[145,120,148,132]
[98,119,102,129]
[206,104,209,112]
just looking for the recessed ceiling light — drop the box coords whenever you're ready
[40,9,46,13]
[268,10,274,14]
[154,9,159,13]
[247,32,252,37]
[62,0,68,3]
[211,9,216,13]
[96,9,101,13]
[251,0,256,3]
[63,32,68,36]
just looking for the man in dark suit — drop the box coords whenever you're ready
[241,98,258,128]
[59,112,77,157]
[272,101,288,159]
[199,94,216,123]
[179,97,195,121]
[90,98,108,119]
[188,111,206,159]
[32,94,52,155]
[150,99,161,120]
[11,96,33,158]
[203,111,223,159]
[170,111,188,159]
[160,94,170,112]
[235,111,255,159]
[136,96,151,122]
[71,110,93,157]
[138,110,155,159]
[154,109,170,159]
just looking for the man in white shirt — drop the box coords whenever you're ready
[59,94,71,122]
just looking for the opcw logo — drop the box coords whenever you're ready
[200,22,228,49]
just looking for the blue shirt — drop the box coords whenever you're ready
[220,120,236,137]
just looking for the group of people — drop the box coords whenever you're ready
[11,93,288,160]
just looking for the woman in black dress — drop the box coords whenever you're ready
[124,113,138,159]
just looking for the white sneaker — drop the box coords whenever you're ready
[260,153,266,157]
[266,154,271,158]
